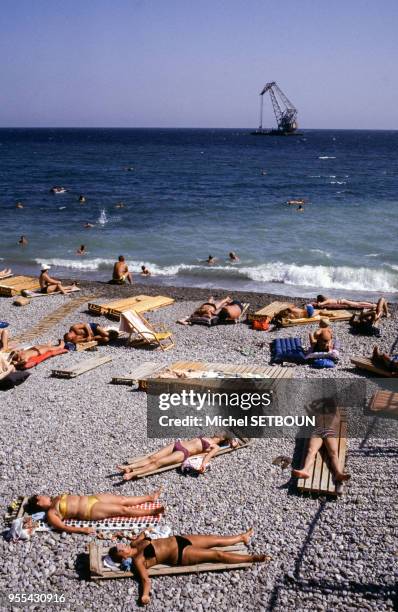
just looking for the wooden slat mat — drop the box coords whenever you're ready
[51,355,112,379]
[297,410,348,497]
[248,301,294,322]
[0,275,40,297]
[368,390,398,417]
[280,310,352,327]
[89,541,254,580]
[12,294,94,344]
[351,357,398,378]
[88,295,175,319]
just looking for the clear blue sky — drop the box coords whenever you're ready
[1,0,397,128]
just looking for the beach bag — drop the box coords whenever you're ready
[252,319,270,331]
[311,358,335,369]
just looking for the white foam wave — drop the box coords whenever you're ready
[34,257,115,271]
[319,156,336,159]
[309,249,331,258]
[98,209,108,225]
[364,253,380,258]
[238,262,398,292]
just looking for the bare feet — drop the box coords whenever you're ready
[117,464,131,473]
[253,554,272,563]
[123,471,136,481]
[150,487,163,502]
[292,469,310,479]
[334,472,351,482]
[242,527,254,545]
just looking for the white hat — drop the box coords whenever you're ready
[41,264,51,271]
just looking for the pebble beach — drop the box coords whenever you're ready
[0,280,397,611]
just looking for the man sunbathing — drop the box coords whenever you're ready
[0,268,12,278]
[112,255,133,284]
[109,527,269,605]
[309,318,333,352]
[118,434,238,480]
[276,304,316,322]
[39,266,77,294]
[26,490,164,535]
[372,346,398,373]
[313,294,384,309]
[178,296,243,325]
[349,297,389,333]
[292,403,350,483]
[64,322,114,345]
[10,340,65,368]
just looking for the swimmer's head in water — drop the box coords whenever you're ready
[319,318,330,328]
[141,265,146,271]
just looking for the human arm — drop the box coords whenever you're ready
[47,509,95,535]
[200,444,220,472]
[134,555,152,605]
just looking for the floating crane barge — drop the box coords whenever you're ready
[251,81,301,136]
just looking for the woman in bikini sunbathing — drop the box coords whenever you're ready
[25,490,164,535]
[118,434,238,480]
[178,296,243,325]
[109,527,269,605]
[10,340,65,368]
[292,401,350,483]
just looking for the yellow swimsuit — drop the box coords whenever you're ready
[58,494,99,520]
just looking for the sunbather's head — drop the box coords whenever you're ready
[26,495,52,513]
[317,295,327,303]
[319,318,330,328]
[64,331,76,343]
[109,544,136,562]
[195,304,216,318]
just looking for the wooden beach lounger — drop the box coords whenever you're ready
[89,541,255,580]
[248,301,294,323]
[111,361,166,385]
[51,355,112,378]
[296,410,348,497]
[367,390,398,418]
[119,310,174,351]
[88,295,175,320]
[280,309,352,327]
[350,356,398,378]
[6,497,162,533]
[127,360,293,391]
[125,436,250,478]
[22,286,80,298]
[0,276,40,297]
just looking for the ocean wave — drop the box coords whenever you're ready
[34,257,115,271]
[318,156,336,159]
[309,249,331,258]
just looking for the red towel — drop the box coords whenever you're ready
[19,347,68,370]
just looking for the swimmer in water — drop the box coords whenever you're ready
[229,251,239,262]
[140,265,151,277]
[15,202,24,209]
[297,205,304,212]
[18,235,28,246]
[207,255,216,265]
[79,195,86,203]
[76,245,86,255]
[84,223,95,229]
[115,202,125,209]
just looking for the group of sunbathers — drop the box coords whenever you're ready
[178,296,244,325]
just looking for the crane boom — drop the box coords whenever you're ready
[256,81,298,134]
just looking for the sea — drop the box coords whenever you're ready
[0,128,397,301]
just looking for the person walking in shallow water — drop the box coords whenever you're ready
[18,235,28,246]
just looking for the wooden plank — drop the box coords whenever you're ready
[126,439,250,477]
[297,410,348,497]
[351,356,398,378]
[88,295,174,319]
[368,390,398,417]
[0,276,40,297]
[281,310,352,327]
[51,355,112,378]
[75,340,98,352]
[248,301,294,322]
[89,542,255,580]
[111,362,165,385]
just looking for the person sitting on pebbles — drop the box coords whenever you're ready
[309,318,333,352]
[292,400,350,483]
[39,265,77,294]
[25,490,164,535]
[177,296,243,325]
[118,433,238,480]
[64,322,116,345]
[108,527,269,605]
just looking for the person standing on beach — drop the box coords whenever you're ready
[112,255,133,284]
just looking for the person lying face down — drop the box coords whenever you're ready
[108,527,269,606]
[179,296,244,324]
[118,433,238,480]
[25,490,164,535]
[63,323,117,345]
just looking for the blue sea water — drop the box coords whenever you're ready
[0,128,397,300]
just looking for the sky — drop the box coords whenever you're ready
[0,0,397,129]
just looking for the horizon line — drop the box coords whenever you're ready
[0,126,397,131]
